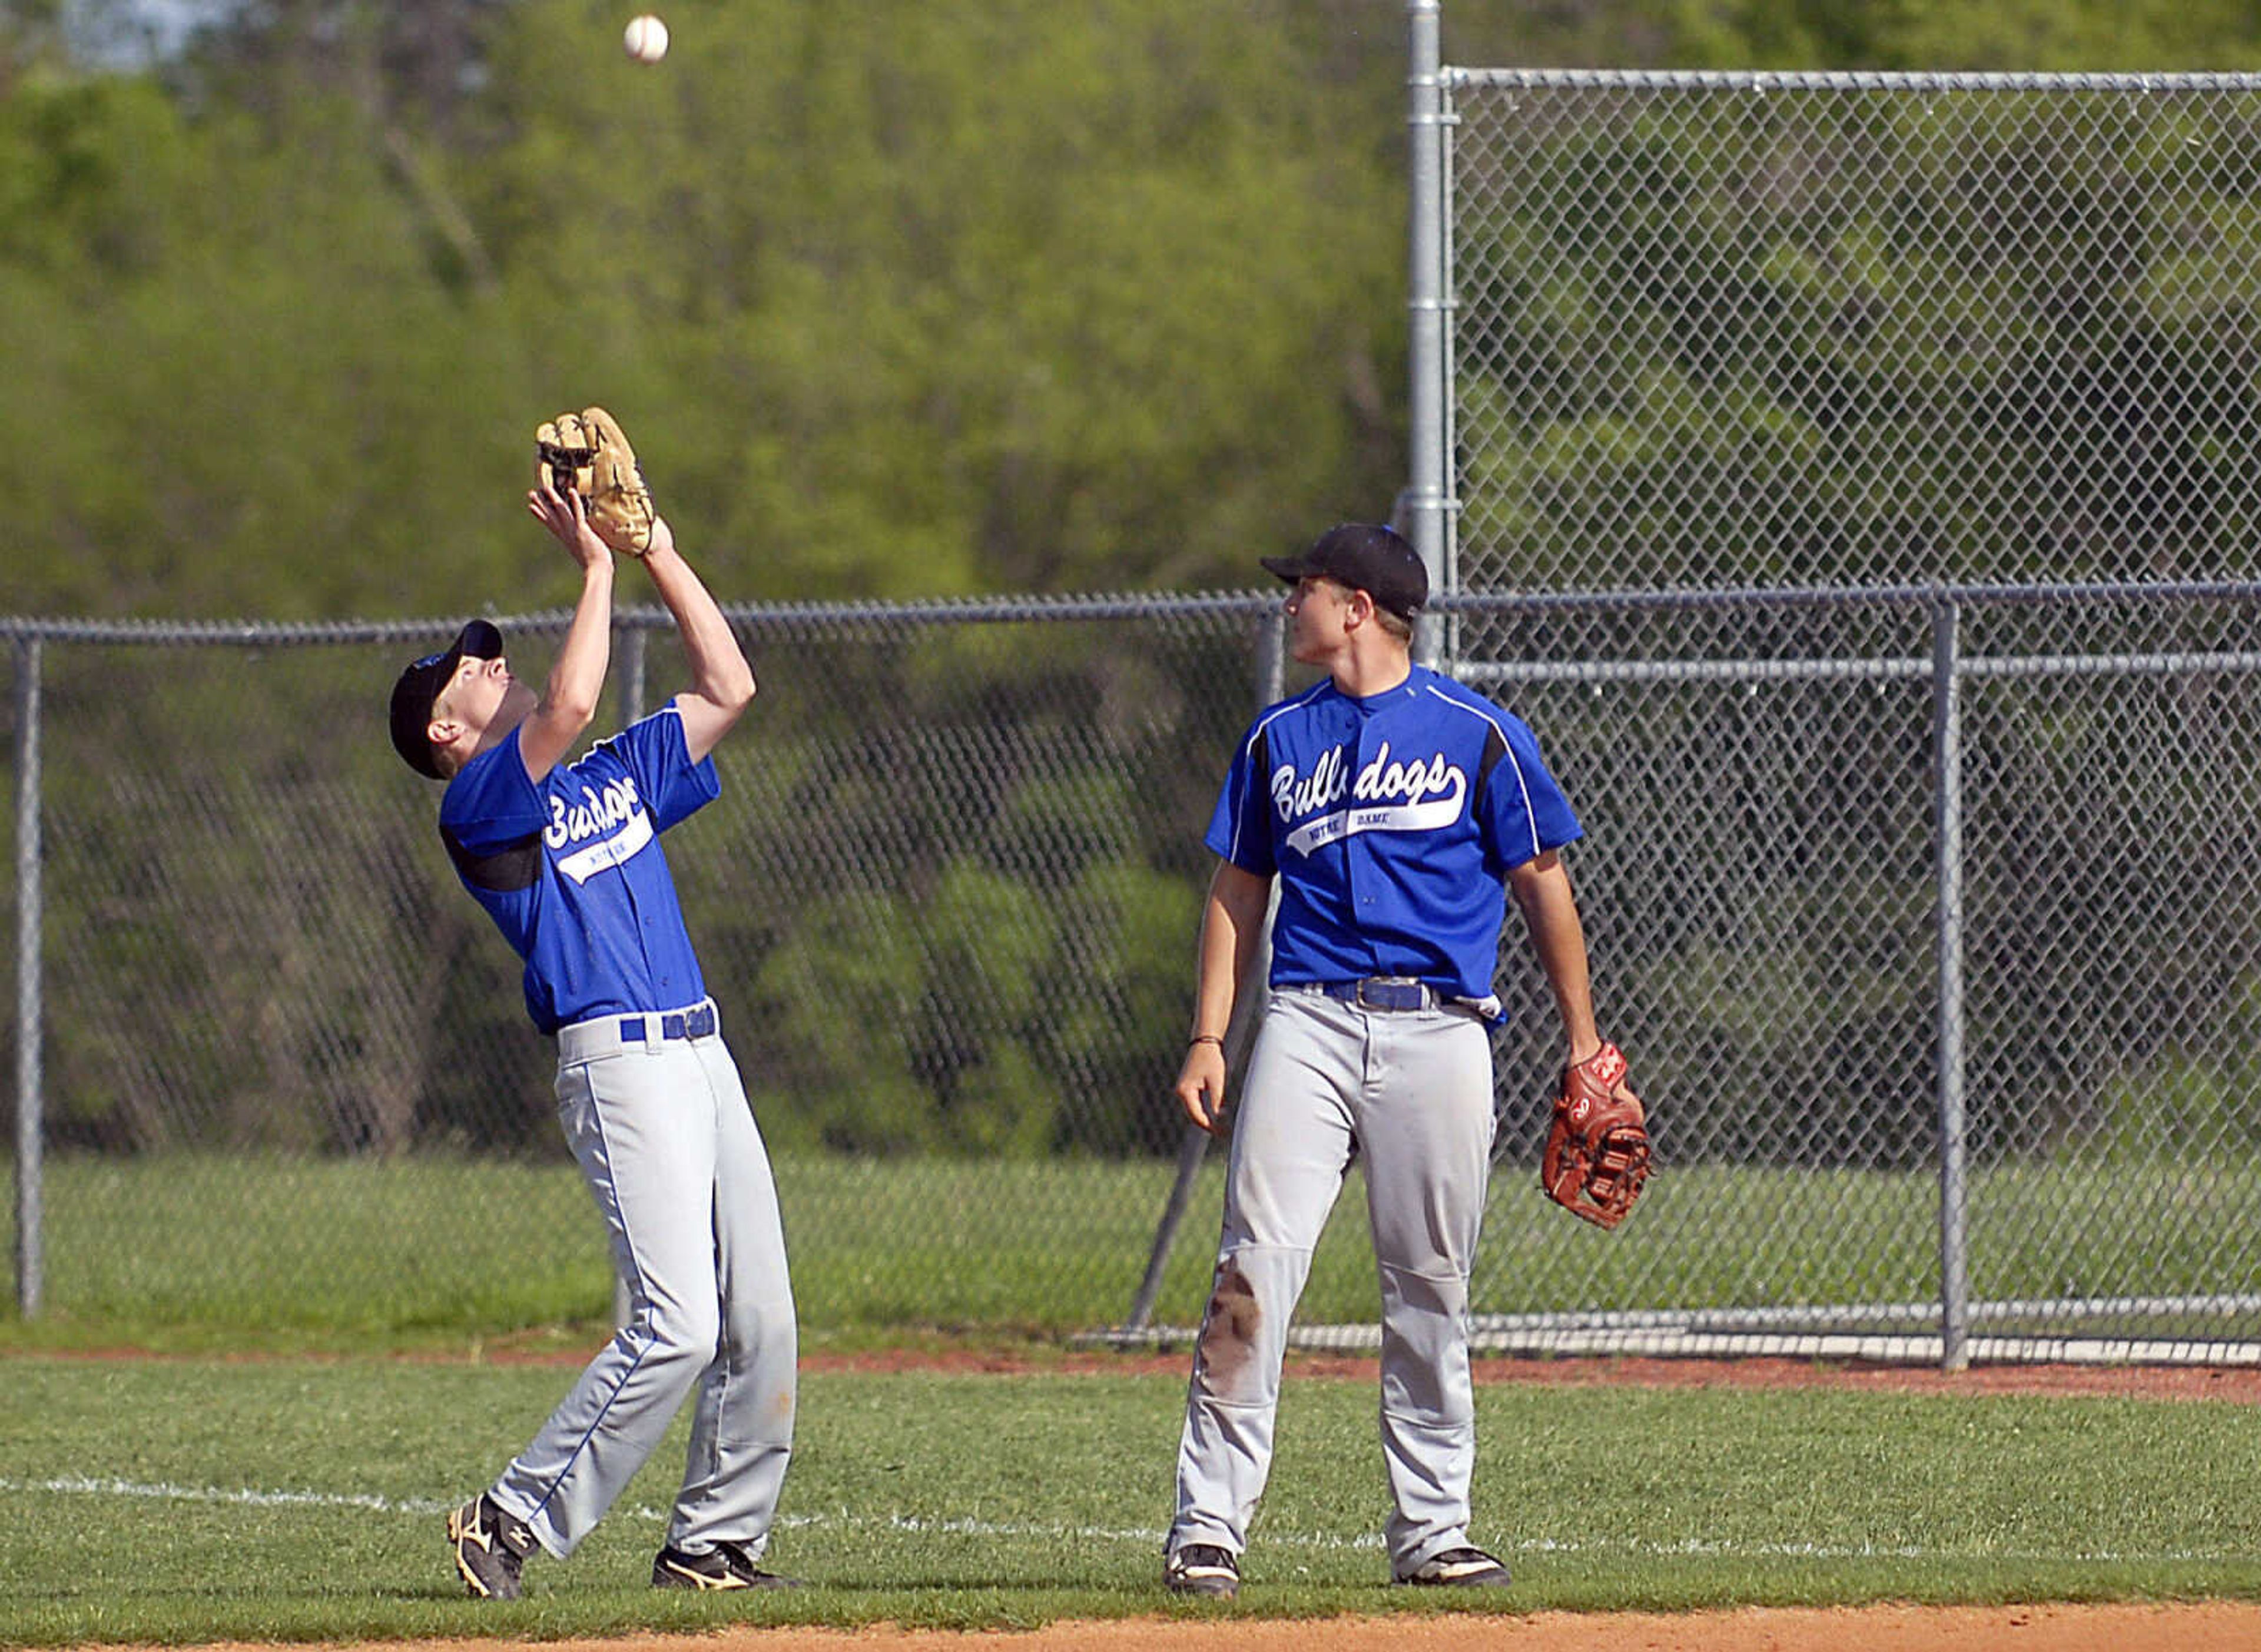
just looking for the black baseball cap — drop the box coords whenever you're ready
[389,619,503,779]
[1259,522,1428,622]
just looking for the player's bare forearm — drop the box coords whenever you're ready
[1194,861,1270,1034]
[1508,849,1604,1064]
[1176,860,1271,1133]
[519,556,615,780]
[639,520,755,760]
[512,472,618,776]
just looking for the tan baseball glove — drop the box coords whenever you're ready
[1540,1041,1652,1230]
[536,406,655,556]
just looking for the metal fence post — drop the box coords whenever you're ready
[616,618,648,735]
[1405,0,1449,671]
[1932,598,1970,1371]
[14,639,44,1318]
[1117,609,1288,1336]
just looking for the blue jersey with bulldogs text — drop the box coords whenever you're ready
[1205,665,1582,1007]
[439,703,720,1034]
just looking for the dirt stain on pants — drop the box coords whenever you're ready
[1196,1258,1264,1401]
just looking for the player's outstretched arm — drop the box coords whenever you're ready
[521,476,616,782]
[636,516,756,762]
[1175,860,1271,1133]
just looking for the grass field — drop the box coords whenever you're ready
[5,1153,2255,1642]
[1,1355,2257,1645]
[4,1153,2255,1354]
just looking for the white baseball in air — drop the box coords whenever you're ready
[623,14,669,64]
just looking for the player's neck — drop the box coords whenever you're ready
[1330,645,1413,701]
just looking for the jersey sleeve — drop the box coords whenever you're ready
[1477,713,1582,871]
[440,730,546,855]
[1201,725,1276,877]
[602,701,721,833]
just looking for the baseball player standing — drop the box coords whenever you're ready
[1161,523,1643,1600]
[388,466,799,1598]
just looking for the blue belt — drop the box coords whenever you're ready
[1317,978,1437,1013]
[618,1002,718,1043]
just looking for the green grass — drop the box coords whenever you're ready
[0,1355,2255,1644]
[3,1152,2257,1353]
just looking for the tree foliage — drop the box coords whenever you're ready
[2,0,1405,616]
[9,1,2256,618]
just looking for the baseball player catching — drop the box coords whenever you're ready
[389,410,799,1598]
[1161,522,1646,1601]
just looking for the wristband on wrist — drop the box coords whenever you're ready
[1188,1033,1225,1049]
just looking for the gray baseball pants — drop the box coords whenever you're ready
[490,1001,797,1561]
[1168,987,1497,1576]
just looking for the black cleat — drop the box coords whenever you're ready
[651,1540,805,1590]
[446,1494,537,1600]
[1163,1542,1241,1600]
[1396,1544,1511,1587]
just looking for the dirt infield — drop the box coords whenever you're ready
[784,1344,2261,1405]
[175,1603,2261,1652]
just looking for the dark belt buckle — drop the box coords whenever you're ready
[1357,978,1427,1012]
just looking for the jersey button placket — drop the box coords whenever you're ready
[1351,722,1377,917]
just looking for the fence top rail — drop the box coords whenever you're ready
[0,591,1274,646]
[1447,67,2261,94]
[3,579,2258,646]
[1427,579,2261,615]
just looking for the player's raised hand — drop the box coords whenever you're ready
[528,467,614,572]
[1176,1040,1230,1134]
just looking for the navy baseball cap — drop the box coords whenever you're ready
[1259,523,1428,622]
[389,619,503,779]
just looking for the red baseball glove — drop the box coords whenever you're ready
[1540,1041,1651,1230]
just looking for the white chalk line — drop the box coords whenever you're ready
[0,1474,2237,1567]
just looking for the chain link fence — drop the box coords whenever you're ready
[1444,69,2261,597]
[3,601,1274,1339]
[1408,67,2261,1364]
[1446,583,2261,1365]
[8,582,2261,1363]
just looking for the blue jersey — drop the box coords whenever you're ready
[1205,665,1581,1006]
[439,703,720,1034]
